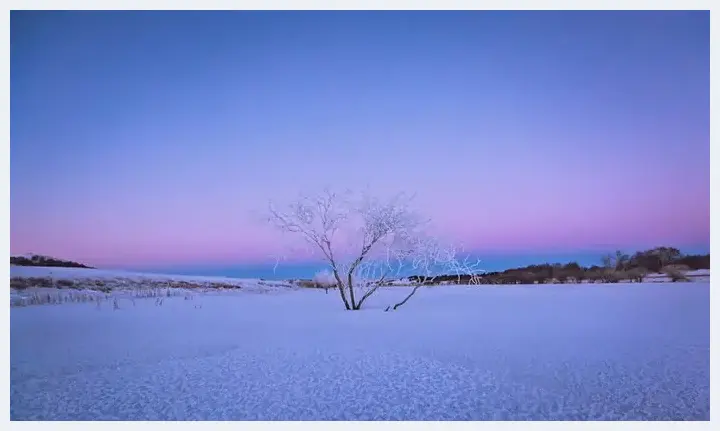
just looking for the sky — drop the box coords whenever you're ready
[10,11,710,277]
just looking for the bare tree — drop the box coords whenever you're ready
[614,250,630,271]
[268,189,480,311]
[653,247,682,269]
[601,252,630,281]
[601,254,614,269]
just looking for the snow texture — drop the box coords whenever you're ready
[10,265,267,286]
[644,269,710,283]
[10,278,709,421]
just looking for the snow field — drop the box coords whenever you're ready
[10,280,709,420]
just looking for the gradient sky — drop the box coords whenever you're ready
[10,11,710,274]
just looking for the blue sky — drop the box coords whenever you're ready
[11,11,709,277]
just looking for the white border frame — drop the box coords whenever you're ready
[2,2,716,430]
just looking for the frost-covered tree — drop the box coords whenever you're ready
[268,189,481,311]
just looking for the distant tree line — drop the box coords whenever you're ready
[10,255,93,269]
[407,247,709,285]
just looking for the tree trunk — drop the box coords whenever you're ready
[331,268,351,310]
[347,273,358,309]
[338,285,351,310]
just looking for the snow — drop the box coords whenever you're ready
[10,279,709,420]
[387,278,413,286]
[10,266,296,307]
[10,265,264,286]
[644,269,710,283]
[9,266,295,304]
[686,269,711,277]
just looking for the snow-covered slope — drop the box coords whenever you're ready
[10,266,296,307]
[11,265,259,285]
[644,269,710,283]
[10,281,709,420]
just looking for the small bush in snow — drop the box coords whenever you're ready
[294,280,318,288]
[11,289,106,307]
[626,267,648,283]
[603,270,627,283]
[662,266,689,282]
[16,277,55,288]
[10,278,31,290]
[56,279,76,288]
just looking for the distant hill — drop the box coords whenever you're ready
[10,254,93,269]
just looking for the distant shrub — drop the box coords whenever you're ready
[11,277,54,289]
[626,267,648,283]
[663,264,691,272]
[295,279,318,288]
[209,282,238,289]
[554,276,567,284]
[169,280,197,289]
[56,279,76,288]
[662,266,689,282]
[10,278,31,290]
[91,285,113,294]
[517,272,537,284]
[603,270,627,283]
[673,254,710,270]
[11,289,107,307]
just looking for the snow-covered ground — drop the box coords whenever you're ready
[9,266,296,306]
[10,274,709,420]
[644,269,710,283]
[10,265,280,287]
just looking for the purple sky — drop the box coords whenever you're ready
[10,11,709,271]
